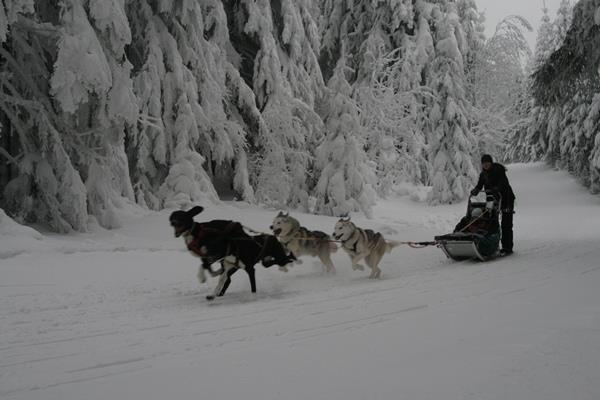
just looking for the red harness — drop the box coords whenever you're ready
[186,223,223,257]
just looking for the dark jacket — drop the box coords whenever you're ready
[473,163,515,210]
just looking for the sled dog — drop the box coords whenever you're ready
[270,212,337,274]
[170,206,295,300]
[333,217,400,279]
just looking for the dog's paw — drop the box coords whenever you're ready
[206,295,215,301]
[368,270,382,279]
[197,270,207,284]
[279,266,289,273]
[352,264,365,271]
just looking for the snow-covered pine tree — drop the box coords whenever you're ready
[533,3,556,71]
[503,69,535,163]
[126,2,167,210]
[321,0,431,197]
[473,16,531,111]
[0,1,89,232]
[426,2,478,205]
[537,0,574,169]
[561,94,590,177]
[552,0,573,51]
[54,0,138,229]
[320,0,420,89]
[588,92,600,193]
[320,0,366,84]
[237,0,324,211]
[528,0,600,193]
[508,4,559,165]
[471,15,532,158]
[0,3,7,42]
[314,57,376,216]
[457,0,486,102]
[359,43,430,196]
[590,0,600,191]
[127,0,252,210]
[174,0,255,203]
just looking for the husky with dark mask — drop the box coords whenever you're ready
[270,212,337,274]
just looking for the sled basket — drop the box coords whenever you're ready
[434,233,498,262]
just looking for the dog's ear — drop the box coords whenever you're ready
[339,214,351,222]
[188,206,204,217]
[169,210,186,223]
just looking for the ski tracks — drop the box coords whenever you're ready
[3,223,600,397]
[0,254,435,399]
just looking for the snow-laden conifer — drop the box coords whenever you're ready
[315,58,376,217]
[1,1,88,232]
[533,4,555,70]
[242,0,324,210]
[552,0,573,51]
[426,2,477,205]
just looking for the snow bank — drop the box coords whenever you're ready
[0,208,44,258]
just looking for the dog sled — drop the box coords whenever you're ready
[434,192,502,261]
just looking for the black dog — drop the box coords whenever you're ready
[169,206,295,300]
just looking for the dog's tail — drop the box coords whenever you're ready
[384,240,402,253]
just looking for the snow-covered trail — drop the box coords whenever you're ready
[1,163,600,400]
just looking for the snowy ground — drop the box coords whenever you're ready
[1,163,600,400]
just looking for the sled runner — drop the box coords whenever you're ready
[434,192,502,261]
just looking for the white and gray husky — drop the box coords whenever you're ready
[270,212,337,274]
[333,217,400,279]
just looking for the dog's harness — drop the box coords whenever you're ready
[186,222,221,256]
[185,223,239,268]
[341,228,383,253]
[280,225,301,248]
[341,229,361,253]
